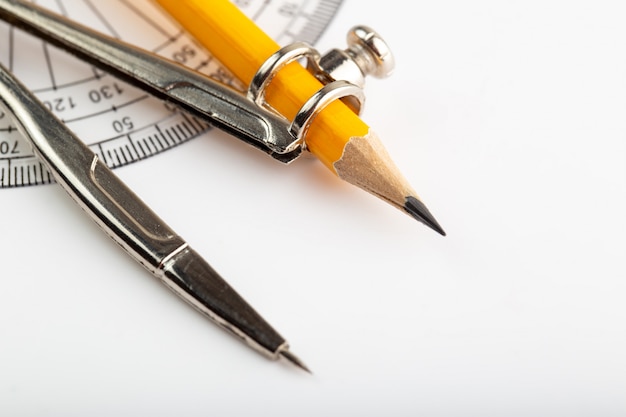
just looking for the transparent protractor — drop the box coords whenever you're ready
[0,0,343,188]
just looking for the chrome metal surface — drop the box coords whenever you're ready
[249,40,368,143]
[318,25,395,88]
[289,80,364,142]
[247,42,322,106]
[0,61,288,360]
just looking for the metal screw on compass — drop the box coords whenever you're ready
[317,25,396,89]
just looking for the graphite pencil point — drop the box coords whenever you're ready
[404,196,446,236]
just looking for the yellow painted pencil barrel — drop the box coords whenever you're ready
[156,0,366,170]
[154,0,445,234]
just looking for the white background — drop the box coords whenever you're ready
[2,0,625,415]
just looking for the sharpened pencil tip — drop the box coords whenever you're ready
[279,349,312,373]
[405,196,446,236]
[332,131,445,234]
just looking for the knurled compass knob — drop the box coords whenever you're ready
[318,25,395,88]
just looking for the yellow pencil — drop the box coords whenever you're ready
[155,0,445,235]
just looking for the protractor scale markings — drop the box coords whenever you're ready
[0,0,343,188]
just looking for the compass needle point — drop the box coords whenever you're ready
[0,0,340,367]
[279,348,312,373]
